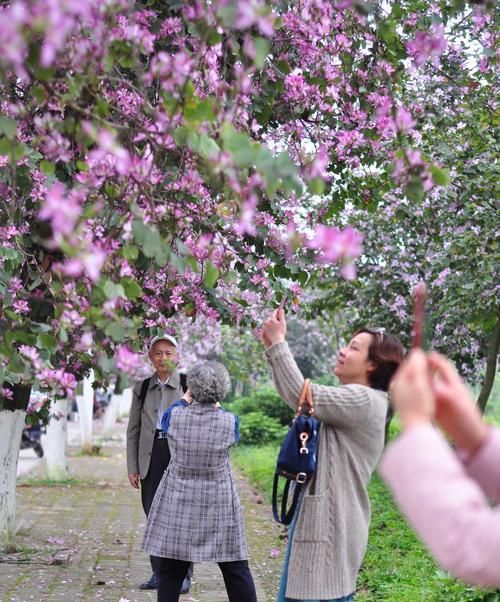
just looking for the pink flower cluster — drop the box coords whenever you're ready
[116,345,143,372]
[306,225,363,279]
[18,346,77,398]
[406,25,446,68]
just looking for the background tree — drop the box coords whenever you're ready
[312,0,498,411]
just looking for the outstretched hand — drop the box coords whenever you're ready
[261,308,287,348]
[390,349,435,431]
[391,350,489,456]
[428,352,488,455]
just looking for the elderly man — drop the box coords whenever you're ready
[126,334,193,593]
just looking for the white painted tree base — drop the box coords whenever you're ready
[45,399,69,481]
[76,372,94,453]
[0,410,26,540]
[102,393,122,437]
[119,388,133,418]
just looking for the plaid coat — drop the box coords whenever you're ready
[142,401,248,562]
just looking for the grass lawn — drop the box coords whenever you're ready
[232,443,500,602]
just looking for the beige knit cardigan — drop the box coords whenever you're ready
[266,341,387,600]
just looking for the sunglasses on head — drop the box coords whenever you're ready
[365,327,386,342]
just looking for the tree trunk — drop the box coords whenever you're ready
[119,388,133,418]
[102,375,122,437]
[45,398,69,481]
[76,372,94,453]
[102,392,121,437]
[477,317,500,414]
[0,383,31,541]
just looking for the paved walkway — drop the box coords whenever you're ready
[1,422,284,602]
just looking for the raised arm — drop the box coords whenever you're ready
[266,340,376,429]
[382,350,500,587]
[381,425,500,587]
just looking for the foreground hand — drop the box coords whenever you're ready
[128,472,140,489]
[391,349,435,431]
[428,352,488,456]
[262,308,287,348]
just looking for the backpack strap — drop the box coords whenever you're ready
[138,378,151,409]
[272,473,303,525]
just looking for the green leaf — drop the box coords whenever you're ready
[405,175,425,203]
[253,38,270,69]
[133,220,169,266]
[173,126,190,146]
[184,98,215,124]
[32,86,46,104]
[203,261,219,288]
[308,177,325,196]
[0,137,10,155]
[187,132,220,160]
[103,280,126,299]
[40,160,55,176]
[0,247,20,260]
[122,278,143,301]
[429,165,450,186]
[10,143,27,162]
[37,333,57,354]
[105,322,126,342]
[0,117,18,140]
[122,245,139,261]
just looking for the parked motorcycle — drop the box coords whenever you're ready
[21,424,44,457]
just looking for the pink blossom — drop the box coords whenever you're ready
[38,368,76,397]
[89,129,132,176]
[395,107,415,132]
[308,226,363,264]
[435,267,451,286]
[407,25,446,68]
[234,0,275,37]
[307,146,329,181]
[159,17,183,37]
[0,387,13,401]
[234,195,258,237]
[39,182,81,237]
[19,345,41,365]
[116,346,142,372]
[13,299,30,314]
[76,331,93,352]
[54,248,107,283]
[340,263,357,280]
[0,1,29,79]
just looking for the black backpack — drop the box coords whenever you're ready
[138,377,151,408]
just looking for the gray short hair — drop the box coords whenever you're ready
[187,361,231,404]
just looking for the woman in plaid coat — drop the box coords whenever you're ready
[142,361,257,602]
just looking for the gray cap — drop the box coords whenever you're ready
[148,334,178,351]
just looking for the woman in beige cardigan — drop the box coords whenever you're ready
[262,309,404,602]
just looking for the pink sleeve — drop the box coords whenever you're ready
[461,428,500,502]
[380,424,500,587]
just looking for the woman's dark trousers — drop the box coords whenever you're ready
[156,557,257,602]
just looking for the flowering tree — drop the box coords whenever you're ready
[0,0,495,536]
[312,0,498,409]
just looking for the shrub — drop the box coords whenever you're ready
[228,385,294,426]
[237,411,287,445]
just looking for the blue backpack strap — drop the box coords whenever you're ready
[139,378,151,408]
